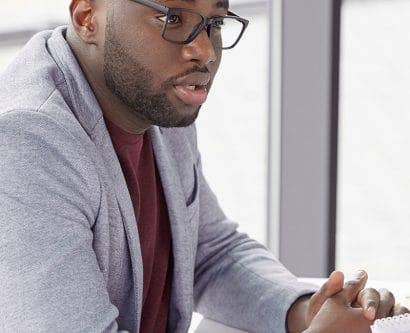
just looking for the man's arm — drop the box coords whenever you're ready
[287,296,311,333]
[188,126,317,333]
[0,111,124,332]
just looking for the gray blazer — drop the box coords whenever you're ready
[0,27,316,333]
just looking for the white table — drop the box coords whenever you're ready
[188,278,410,333]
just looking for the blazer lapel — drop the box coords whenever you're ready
[149,126,194,329]
[91,119,144,329]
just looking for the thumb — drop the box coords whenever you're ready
[309,271,344,315]
[338,270,368,305]
[324,271,345,296]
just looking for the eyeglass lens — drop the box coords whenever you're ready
[162,9,244,49]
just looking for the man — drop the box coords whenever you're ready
[0,0,407,332]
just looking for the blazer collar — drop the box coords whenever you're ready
[47,26,144,329]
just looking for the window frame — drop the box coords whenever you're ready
[272,0,341,277]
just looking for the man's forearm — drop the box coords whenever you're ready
[286,296,311,333]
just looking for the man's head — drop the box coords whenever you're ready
[68,0,236,129]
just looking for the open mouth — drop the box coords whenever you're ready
[173,84,208,106]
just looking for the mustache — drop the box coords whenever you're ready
[163,66,211,86]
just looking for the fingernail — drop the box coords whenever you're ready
[354,270,366,279]
[367,306,376,320]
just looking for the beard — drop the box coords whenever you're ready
[103,17,200,128]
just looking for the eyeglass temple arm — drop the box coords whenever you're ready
[131,0,169,14]
[130,2,243,21]
[227,10,250,28]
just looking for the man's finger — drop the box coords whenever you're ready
[393,304,410,316]
[338,270,368,304]
[355,288,380,321]
[375,289,395,319]
[309,271,344,310]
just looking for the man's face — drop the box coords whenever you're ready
[103,0,226,128]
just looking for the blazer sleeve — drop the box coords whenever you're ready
[0,110,126,333]
[190,125,318,333]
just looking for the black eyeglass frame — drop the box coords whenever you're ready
[130,0,249,50]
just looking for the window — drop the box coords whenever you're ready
[0,1,68,32]
[197,2,269,245]
[0,0,69,70]
[337,0,410,280]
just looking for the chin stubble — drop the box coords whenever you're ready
[103,18,199,128]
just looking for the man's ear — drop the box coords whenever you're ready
[69,0,102,45]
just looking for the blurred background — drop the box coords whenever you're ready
[1,0,410,281]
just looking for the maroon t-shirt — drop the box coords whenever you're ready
[105,117,173,333]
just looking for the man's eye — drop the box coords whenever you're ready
[212,19,225,29]
[158,14,182,25]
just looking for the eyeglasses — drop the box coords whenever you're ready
[130,0,249,50]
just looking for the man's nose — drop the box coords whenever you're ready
[180,29,217,66]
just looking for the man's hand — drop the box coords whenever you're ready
[302,271,373,333]
[287,270,409,333]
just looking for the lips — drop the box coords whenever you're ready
[172,72,211,106]
[173,85,208,105]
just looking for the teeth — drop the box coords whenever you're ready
[186,85,196,90]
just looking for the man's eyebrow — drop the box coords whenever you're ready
[164,0,229,10]
[164,0,195,3]
[214,0,229,9]
[164,0,196,3]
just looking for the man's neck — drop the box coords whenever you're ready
[90,77,151,134]
[66,32,151,135]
